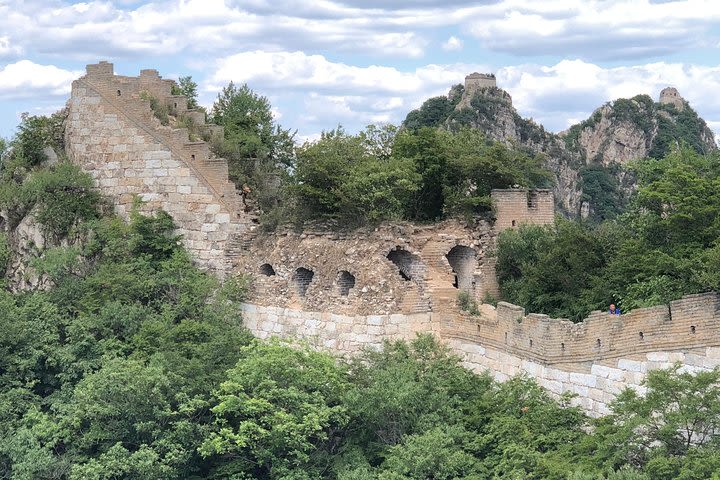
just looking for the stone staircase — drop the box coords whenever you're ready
[79,77,246,220]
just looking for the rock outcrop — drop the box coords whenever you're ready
[407,75,718,218]
[445,77,583,216]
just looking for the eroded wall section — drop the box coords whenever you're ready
[234,220,499,316]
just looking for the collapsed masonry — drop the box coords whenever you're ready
[64,63,720,416]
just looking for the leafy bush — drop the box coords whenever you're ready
[23,163,102,238]
[457,290,480,315]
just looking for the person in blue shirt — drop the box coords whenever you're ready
[609,304,621,315]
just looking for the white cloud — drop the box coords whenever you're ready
[204,50,720,142]
[207,50,481,95]
[1,0,717,62]
[204,50,487,135]
[496,60,720,140]
[0,60,81,99]
[0,36,22,57]
[466,0,720,59]
[442,35,463,51]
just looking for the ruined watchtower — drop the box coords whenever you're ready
[465,72,496,91]
[491,189,554,232]
[659,87,685,111]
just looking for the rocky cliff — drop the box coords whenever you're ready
[405,76,717,220]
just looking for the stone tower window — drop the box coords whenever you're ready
[445,245,476,291]
[337,270,355,296]
[117,89,121,96]
[386,248,423,281]
[292,267,314,297]
[259,263,275,276]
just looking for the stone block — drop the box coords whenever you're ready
[646,352,668,362]
[618,359,646,373]
[366,315,384,326]
[215,213,231,224]
[707,347,720,359]
[590,364,614,379]
[367,325,384,336]
[546,367,569,383]
[570,372,597,388]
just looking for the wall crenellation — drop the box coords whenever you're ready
[444,292,720,366]
[66,61,254,274]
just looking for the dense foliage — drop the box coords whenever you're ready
[209,82,296,225]
[292,126,551,226]
[0,86,720,480]
[498,146,720,320]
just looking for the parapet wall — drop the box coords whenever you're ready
[65,62,252,273]
[243,292,720,416]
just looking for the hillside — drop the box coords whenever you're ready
[403,75,717,221]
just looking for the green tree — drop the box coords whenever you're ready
[200,341,350,479]
[403,96,455,130]
[175,76,199,109]
[210,82,295,220]
[393,127,448,221]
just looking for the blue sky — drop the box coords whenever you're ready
[2,0,720,143]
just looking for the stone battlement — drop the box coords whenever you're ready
[66,62,254,273]
[448,292,719,365]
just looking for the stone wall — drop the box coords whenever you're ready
[242,292,720,416]
[65,62,253,273]
[235,219,498,316]
[492,189,555,231]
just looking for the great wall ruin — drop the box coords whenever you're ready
[66,63,720,416]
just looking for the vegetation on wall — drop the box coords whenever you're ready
[497,146,720,320]
[208,82,296,225]
[2,111,720,479]
[291,125,552,227]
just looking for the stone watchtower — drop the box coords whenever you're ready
[65,62,255,274]
[465,72,496,91]
[659,87,685,111]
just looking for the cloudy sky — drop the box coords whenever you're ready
[2,0,720,142]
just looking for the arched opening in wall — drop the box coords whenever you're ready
[337,270,355,296]
[292,267,314,297]
[191,154,196,161]
[445,245,477,291]
[386,248,423,282]
[511,220,516,227]
[527,191,538,209]
[259,263,275,276]
[117,90,122,96]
